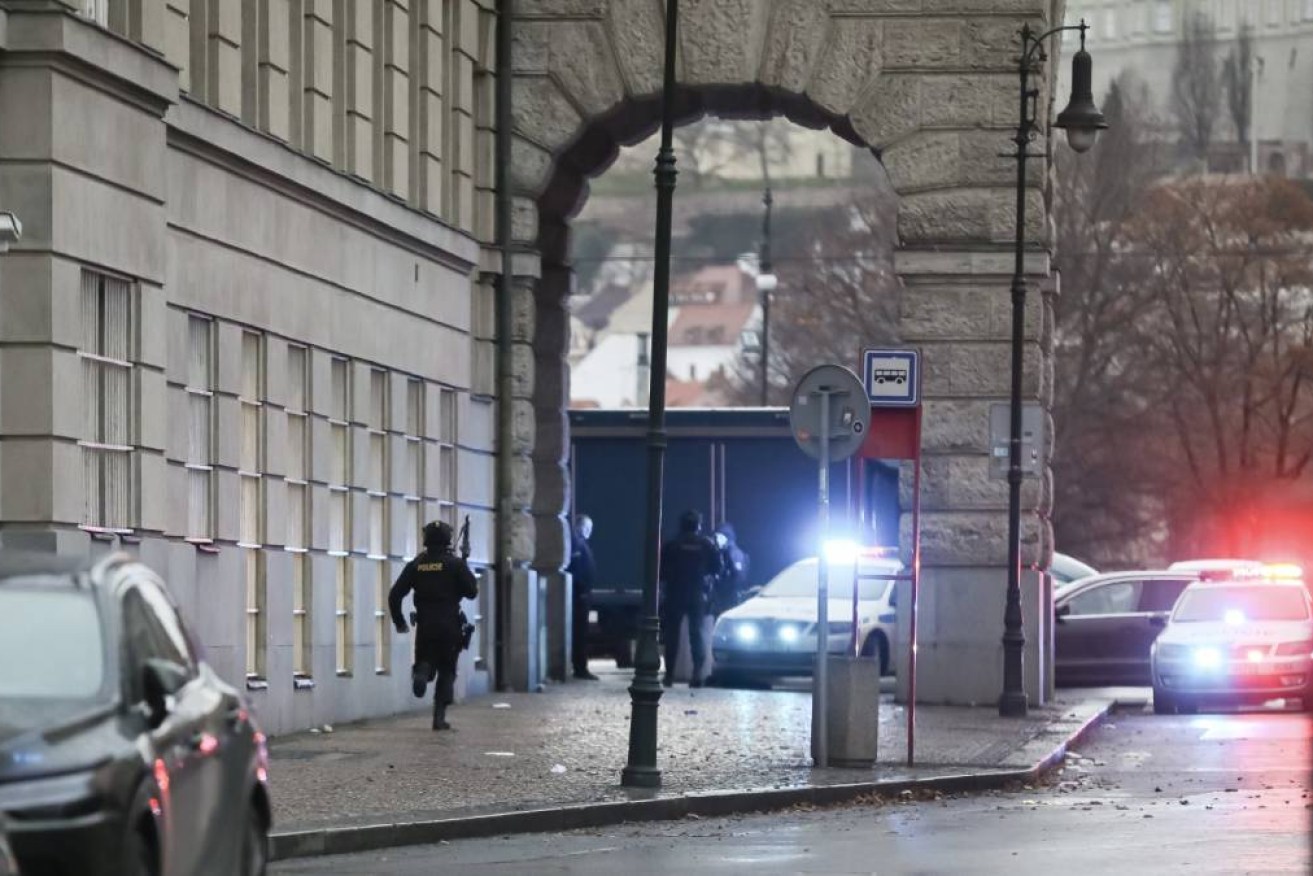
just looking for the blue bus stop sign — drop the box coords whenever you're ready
[862,349,920,407]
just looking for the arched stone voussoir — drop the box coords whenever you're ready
[880,129,961,194]
[758,0,831,95]
[805,15,883,119]
[537,20,627,119]
[510,135,555,199]
[513,77,586,154]
[606,0,667,100]
[679,0,772,87]
[847,73,918,154]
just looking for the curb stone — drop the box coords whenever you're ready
[270,698,1113,862]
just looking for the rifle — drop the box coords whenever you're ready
[458,514,471,560]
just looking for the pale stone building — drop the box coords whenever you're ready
[1062,0,1313,175]
[0,0,500,734]
[0,0,1078,731]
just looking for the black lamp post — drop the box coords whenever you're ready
[621,0,679,788]
[999,20,1106,719]
[758,186,775,407]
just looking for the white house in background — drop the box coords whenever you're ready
[570,333,651,408]
[570,264,759,409]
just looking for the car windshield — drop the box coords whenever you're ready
[0,585,106,700]
[761,560,896,601]
[1172,586,1310,623]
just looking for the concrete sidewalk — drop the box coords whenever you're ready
[267,666,1117,860]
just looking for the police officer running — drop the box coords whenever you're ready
[660,510,723,688]
[389,521,478,731]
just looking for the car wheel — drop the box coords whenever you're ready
[1152,687,1176,715]
[860,634,891,677]
[242,800,269,876]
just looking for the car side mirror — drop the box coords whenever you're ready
[142,658,187,728]
[1055,604,1071,624]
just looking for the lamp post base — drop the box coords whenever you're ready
[620,764,662,789]
[998,689,1028,718]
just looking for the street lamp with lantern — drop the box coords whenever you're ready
[621,0,680,789]
[999,20,1106,719]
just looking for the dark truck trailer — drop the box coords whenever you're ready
[569,407,900,666]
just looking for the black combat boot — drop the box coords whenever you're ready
[432,699,451,731]
[412,662,431,699]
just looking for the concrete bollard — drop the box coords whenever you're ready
[812,655,880,767]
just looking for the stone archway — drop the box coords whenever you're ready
[506,1,1059,705]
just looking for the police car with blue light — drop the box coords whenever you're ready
[1150,565,1313,714]
[710,541,901,687]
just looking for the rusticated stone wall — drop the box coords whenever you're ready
[511,0,1066,705]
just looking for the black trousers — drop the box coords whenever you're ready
[572,593,591,673]
[661,592,708,677]
[415,627,459,706]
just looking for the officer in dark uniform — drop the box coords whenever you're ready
[566,514,599,680]
[389,521,478,730]
[659,510,723,688]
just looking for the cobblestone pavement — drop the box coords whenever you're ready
[267,665,1110,833]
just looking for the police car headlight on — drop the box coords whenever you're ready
[777,624,800,644]
[735,622,760,644]
[1191,647,1224,670]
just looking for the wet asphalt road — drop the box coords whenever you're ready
[273,703,1312,875]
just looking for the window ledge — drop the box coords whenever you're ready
[336,670,353,678]
[245,677,269,692]
[293,676,316,691]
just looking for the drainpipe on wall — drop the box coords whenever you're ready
[493,0,514,691]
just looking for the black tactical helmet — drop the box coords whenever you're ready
[423,520,453,549]
[679,510,702,533]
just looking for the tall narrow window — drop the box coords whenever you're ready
[373,560,390,674]
[292,554,311,679]
[368,369,389,558]
[335,557,352,674]
[245,549,267,680]
[328,354,349,538]
[185,315,215,539]
[404,379,424,557]
[80,271,134,531]
[329,356,351,674]
[286,345,310,549]
[438,387,457,526]
[239,332,264,548]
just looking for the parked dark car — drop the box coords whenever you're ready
[0,553,271,876]
[1055,571,1198,685]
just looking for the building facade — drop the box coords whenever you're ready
[1063,0,1313,175]
[0,0,500,734]
[1,0,1081,727]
